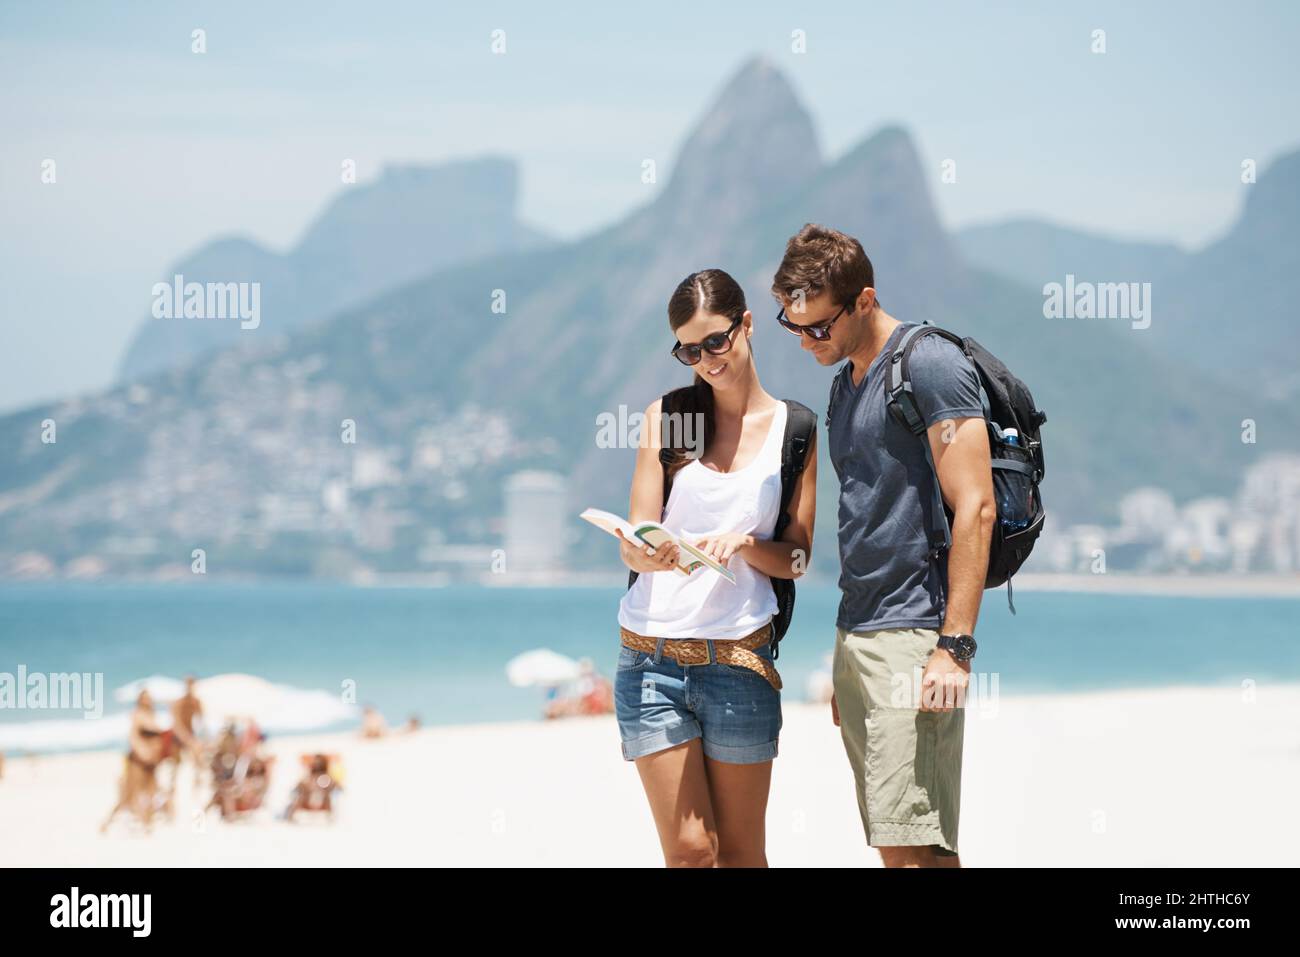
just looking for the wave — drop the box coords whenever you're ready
[0,674,356,754]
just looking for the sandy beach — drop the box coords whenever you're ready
[2,683,1297,867]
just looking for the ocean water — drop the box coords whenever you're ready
[0,581,1296,752]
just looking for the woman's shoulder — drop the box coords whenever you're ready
[779,397,815,418]
[657,384,699,411]
[642,383,701,416]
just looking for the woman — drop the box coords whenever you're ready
[613,268,817,867]
[100,690,166,832]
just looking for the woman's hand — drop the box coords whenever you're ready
[691,532,754,568]
[615,529,681,574]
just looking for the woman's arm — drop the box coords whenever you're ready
[617,397,680,574]
[694,428,817,579]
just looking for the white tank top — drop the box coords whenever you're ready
[617,401,786,640]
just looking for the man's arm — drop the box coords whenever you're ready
[920,416,995,710]
[928,416,996,636]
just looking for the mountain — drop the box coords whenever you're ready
[956,219,1189,290]
[1155,149,1300,398]
[956,146,1300,400]
[117,158,550,382]
[3,57,1299,579]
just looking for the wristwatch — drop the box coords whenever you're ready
[937,633,977,662]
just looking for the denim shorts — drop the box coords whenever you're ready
[613,637,782,764]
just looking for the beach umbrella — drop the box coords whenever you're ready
[113,674,188,705]
[506,649,582,688]
[194,673,353,731]
[195,673,284,721]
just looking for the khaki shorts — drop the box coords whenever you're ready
[833,626,964,855]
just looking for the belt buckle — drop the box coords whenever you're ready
[671,638,703,668]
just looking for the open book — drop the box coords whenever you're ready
[579,508,737,584]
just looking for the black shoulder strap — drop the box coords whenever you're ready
[882,323,971,557]
[775,399,817,541]
[628,390,677,590]
[656,389,682,506]
[826,365,847,430]
[883,323,970,433]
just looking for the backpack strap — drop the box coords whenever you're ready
[883,323,970,559]
[655,388,685,505]
[774,399,817,543]
[825,364,848,431]
[887,323,1029,616]
[770,399,816,660]
[627,389,678,591]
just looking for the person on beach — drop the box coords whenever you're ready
[771,224,994,867]
[170,675,205,760]
[545,659,614,719]
[360,705,387,739]
[206,719,273,819]
[168,675,206,793]
[613,268,817,867]
[100,689,166,833]
[575,659,613,715]
[283,753,343,822]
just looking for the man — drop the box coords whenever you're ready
[772,223,995,867]
[171,676,205,759]
[163,674,206,803]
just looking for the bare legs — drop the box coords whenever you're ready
[634,740,772,867]
[878,845,962,868]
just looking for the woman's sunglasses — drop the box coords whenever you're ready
[671,315,743,366]
[776,302,849,341]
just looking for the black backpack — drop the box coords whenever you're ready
[627,392,817,659]
[880,322,1047,613]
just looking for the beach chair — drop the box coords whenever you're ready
[206,722,275,820]
[283,753,344,822]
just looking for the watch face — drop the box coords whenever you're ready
[954,635,977,659]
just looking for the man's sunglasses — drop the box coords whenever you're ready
[776,302,849,341]
[671,315,743,366]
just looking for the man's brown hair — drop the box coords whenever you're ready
[770,223,878,313]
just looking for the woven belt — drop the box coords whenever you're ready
[619,622,781,691]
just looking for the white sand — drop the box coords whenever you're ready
[2,683,1297,867]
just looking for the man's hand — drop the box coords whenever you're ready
[919,648,970,712]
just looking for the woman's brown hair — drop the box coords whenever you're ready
[660,269,748,483]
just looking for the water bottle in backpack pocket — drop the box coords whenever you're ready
[993,428,1035,532]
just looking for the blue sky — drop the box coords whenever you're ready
[2,0,1298,412]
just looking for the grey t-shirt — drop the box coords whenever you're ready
[827,323,984,633]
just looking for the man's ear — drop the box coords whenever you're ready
[856,287,877,314]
